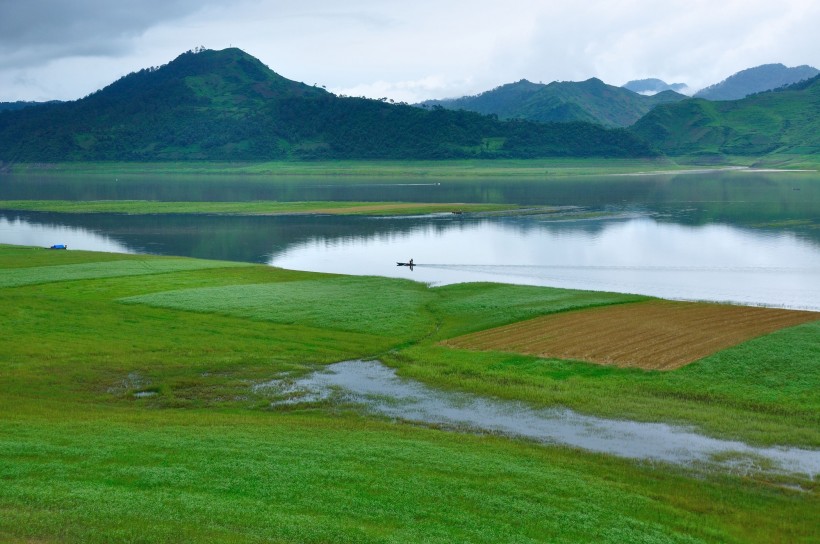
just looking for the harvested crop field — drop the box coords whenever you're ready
[443,300,820,370]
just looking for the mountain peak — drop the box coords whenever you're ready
[92,47,325,106]
[165,47,272,78]
[695,63,819,100]
[420,76,685,128]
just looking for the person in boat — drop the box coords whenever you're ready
[409,258,413,266]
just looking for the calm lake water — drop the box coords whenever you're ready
[1,169,819,309]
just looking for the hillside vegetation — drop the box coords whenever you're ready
[631,75,820,157]
[694,63,819,100]
[419,78,686,127]
[0,48,654,162]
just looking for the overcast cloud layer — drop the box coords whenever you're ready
[1,0,818,102]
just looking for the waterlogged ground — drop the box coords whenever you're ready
[258,360,820,480]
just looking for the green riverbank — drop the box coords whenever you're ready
[3,156,817,178]
[1,244,817,542]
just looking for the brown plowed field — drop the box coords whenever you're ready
[442,300,819,370]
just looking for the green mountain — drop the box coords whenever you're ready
[418,78,686,127]
[694,63,819,100]
[0,48,654,162]
[419,80,544,119]
[631,75,820,157]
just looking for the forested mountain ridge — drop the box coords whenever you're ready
[418,78,686,127]
[694,63,819,100]
[0,48,655,161]
[631,74,820,157]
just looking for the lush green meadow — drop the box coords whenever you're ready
[1,244,817,543]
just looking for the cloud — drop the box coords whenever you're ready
[518,0,820,91]
[331,75,477,103]
[0,0,210,68]
[0,0,818,102]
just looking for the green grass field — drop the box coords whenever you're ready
[1,245,817,543]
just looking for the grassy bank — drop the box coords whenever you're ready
[672,154,820,170]
[1,244,817,542]
[0,200,518,216]
[3,157,688,177]
[3,156,817,178]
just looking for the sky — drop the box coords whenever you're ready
[1,0,819,103]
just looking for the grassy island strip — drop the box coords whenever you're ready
[4,156,818,177]
[0,200,518,216]
[1,244,818,543]
[3,158,671,176]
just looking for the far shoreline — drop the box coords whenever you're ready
[3,155,818,178]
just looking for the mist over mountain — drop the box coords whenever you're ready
[0,48,655,162]
[418,78,686,128]
[694,63,819,100]
[622,79,690,96]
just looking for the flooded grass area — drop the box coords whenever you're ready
[258,360,820,480]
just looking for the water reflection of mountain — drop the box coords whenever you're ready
[1,211,497,263]
[4,204,818,266]
[1,173,664,204]
[651,202,820,246]
[5,170,815,206]
[2,168,818,259]
[3,169,817,214]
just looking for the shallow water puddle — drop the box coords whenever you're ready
[257,360,820,479]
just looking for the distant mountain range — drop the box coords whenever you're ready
[631,74,820,156]
[694,63,819,100]
[621,79,690,96]
[0,48,654,162]
[1,49,817,163]
[418,78,686,128]
[421,63,819,129]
